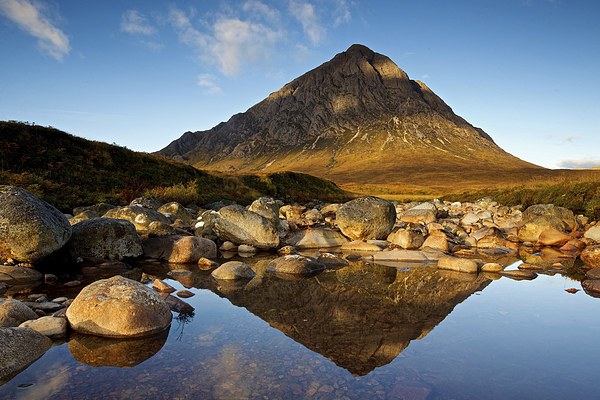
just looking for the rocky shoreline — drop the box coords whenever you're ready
[2,185,600,383]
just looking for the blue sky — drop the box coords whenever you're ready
[0,0,598,169]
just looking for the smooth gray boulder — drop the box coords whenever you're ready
[213,205,279,249]
[0,327,52,383]
[0,186,72,262]
[336,196,396,241]
[103,205,170,231]
[266,255,325,276]
[67,218,143,260]
[19,316,67,339]
[0,299,39,327]
[211,261,256,280]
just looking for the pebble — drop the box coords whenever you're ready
[63,280,82,287]
[52,297,68,303]
[176,290,195,298]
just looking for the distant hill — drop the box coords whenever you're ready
[0,121,349,211]
[159,44,542,194]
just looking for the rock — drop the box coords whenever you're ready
[103,205,170,231]
[303,209,324,225]
[518,215,567,243]
[320,203,341,217]
[286,228,349,248]
[130,196,163,210]
[0,283,6,295]
[157,202,195,225]
[67,218,143,261]
[422,234,449,251]
[0,327,52,383]
[162,294,195,314]
[66,276,172,338]
[586,267,600,279]
[437,256,479,273]
[69,210,98,225]
[481,263,504,272]
[537,228,571,247]
[248,197,287,235]
[198,257,219,270]
[582,279,600,296]
[336,196,396,240]
[316,253,349,268]
[0,299,39,327]
[211,261,256,280]
[44,273,58,284]
[0,265,42,285]
[238,244,257,253]
[581,245,600,268]
[499,270,537,280]
[213,205,279,249]
[220,241,238,251]
[147,221,191,237]
[73,203,117,217]
[277,245,297,255]
[522,204,577,230]
[387,229,425,249]
[401,202,437,224]
[371,249,443,262]
[584,225,600,243]
[23,301,64,312]
[280,205,306,220]
[341,240,385,252]
[19,316,67,339]
[266,255,325,276]
[176,290,195,298]
[460,212,480,226]
[142,235,217,263]
[518,263,543,270]
[63,280,82,287]
[476,236,518,251]
[152,279,176,293]
[0,186,72,262]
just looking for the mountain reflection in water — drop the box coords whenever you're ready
[160,260,490,376]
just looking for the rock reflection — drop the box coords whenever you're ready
[68,330,168,368]
[209,261,490,376]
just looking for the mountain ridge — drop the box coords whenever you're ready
[159,43,540,188]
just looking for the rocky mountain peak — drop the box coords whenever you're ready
[158,44,535,186]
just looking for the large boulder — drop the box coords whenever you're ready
[142,235,217,263]
[213,205,279,249]
[518,215,567,243]
[103,205,170,231]
[66,276,172,338]
[522,204,577,230]
[0,299,39,327]
[266,255,325,276]
[0,186,72,262]
[249,197,288,236]
[286,228,349,248]
[157,202,195,225]
[0,327,52,383]
[67,218,143,260]
[336,196,396,241]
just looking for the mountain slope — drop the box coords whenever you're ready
[159,44,542,189]
[0,121,349,210]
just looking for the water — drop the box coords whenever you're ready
[1,257,599,399]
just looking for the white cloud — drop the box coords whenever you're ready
[121,9,156,36]
[556,158,600,169]
[168,7,282,76]
[289,1,325,46]
[333,0,351,27]
[197,74,222,94]
[242,0,280,23]
[0,0,70,60]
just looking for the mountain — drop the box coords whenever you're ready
[0,121,349,211]
[158,44,542,193]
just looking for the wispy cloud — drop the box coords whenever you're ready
[168,7,282,76]
[333,0,351,27]
[0,0,70,60]
[289,1,325,46]
[197,74,222,94]
[242,0,280,24]
[561,134,579,143]
[121,9,156,36]
[556,158,600,169]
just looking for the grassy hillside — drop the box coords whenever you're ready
[0,121,350,211]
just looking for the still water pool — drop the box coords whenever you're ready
[1,259,599,399]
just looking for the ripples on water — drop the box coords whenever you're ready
[1,254,599,400]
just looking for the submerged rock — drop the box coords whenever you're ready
[336,196,396,241]
[0,185,72,262]
[66,276,172,338]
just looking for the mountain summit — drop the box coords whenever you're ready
[158,44,539,191]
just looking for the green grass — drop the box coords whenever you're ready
[0,121,351,211]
